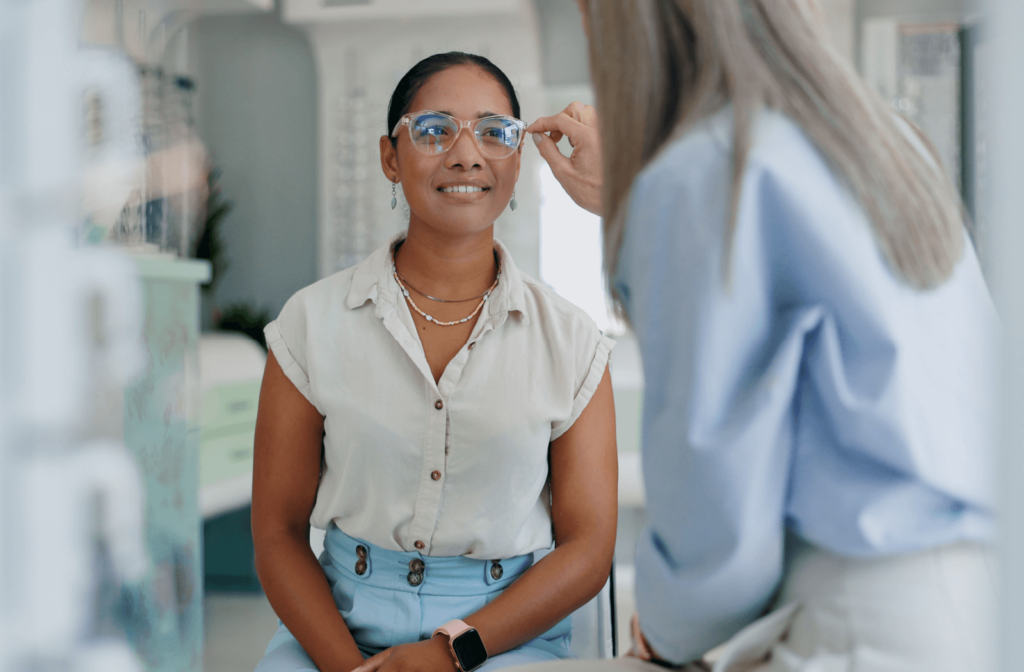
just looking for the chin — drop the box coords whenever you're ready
[426,209,501,235]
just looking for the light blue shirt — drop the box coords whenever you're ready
[614,106,997,664]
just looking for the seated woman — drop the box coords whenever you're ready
[251,52,618,672]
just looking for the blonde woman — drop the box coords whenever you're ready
[524,1,996,670]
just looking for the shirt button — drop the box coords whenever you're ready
[414,540,425,550]
[468,342,476,350]
[435,400,444,410]
[431,470,442,481]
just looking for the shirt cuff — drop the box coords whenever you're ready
[264,320,315,408]
[551,332,616,441]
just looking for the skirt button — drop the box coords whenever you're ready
[355,559,367,576]
[409,558,425,573]
[356,545,368,560]
[490,560,503,580]
[407,571,424,586]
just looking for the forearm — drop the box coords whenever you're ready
[255,526,365,672]
[463,537,612,656]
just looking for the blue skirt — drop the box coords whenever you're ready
[255,524,573,671]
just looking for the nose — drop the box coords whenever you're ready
[443,126,485,170]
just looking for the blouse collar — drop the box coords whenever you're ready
[346,233,531,326]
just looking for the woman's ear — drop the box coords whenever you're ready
[380,135,399,183]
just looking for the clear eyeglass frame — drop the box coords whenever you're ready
[390,110,528,159]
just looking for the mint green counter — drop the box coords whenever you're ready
[122,255,210,671]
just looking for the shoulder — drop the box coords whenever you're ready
[626,105,854,253]
[518,271,602,335]
[635,105,831,199]
[632,106,735,200]
[277,265,359,325]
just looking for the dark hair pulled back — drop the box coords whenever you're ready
[386,52,521,146]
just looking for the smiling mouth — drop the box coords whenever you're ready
[439,186,489,194]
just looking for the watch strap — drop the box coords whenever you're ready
[434,618,473,641]
[434,619,483,671]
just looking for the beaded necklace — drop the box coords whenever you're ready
[391,252,501,327]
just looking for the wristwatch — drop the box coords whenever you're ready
[434,619,488,672]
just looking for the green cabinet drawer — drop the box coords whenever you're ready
[201,381,261,432]
[200,427,256,486]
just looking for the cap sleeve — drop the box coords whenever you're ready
[550,328,616,441]
[264,295,315,408]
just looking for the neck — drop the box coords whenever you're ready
[394,221,498,300]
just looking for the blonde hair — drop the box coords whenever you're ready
[585,0,965,292]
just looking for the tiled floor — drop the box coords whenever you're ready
[204,592,279,672]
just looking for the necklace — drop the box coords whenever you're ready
[394,272,492,303]
[391,245,499,327]
[391,266,499,327]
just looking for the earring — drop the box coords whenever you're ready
[509,190,517,211]
[391,182,398,210]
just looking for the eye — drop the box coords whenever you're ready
[412,115,453,137]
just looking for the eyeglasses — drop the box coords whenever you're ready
[391,110,527,160]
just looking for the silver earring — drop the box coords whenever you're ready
[391,182,397,210]
[510,190,517,211]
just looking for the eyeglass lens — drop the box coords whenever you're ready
[408,114,521,158]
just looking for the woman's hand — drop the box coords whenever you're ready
[352,637,456,672]
[528,102,603,215]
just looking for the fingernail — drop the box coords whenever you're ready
[532,133,543,146]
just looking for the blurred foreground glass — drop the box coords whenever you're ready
[80,27,208,257]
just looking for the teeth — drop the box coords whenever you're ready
[441,186,484,193]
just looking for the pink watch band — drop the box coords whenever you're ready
[434,619,473,641]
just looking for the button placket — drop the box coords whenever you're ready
[406,315,486,557]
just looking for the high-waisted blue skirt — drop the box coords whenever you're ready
[254,524,573,671]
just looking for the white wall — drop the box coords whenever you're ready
[192,13,319,324]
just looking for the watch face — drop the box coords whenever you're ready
[452,628,488,671]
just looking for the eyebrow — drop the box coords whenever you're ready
[436,110,502,118]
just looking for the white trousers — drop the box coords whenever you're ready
[511,540,996,672]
